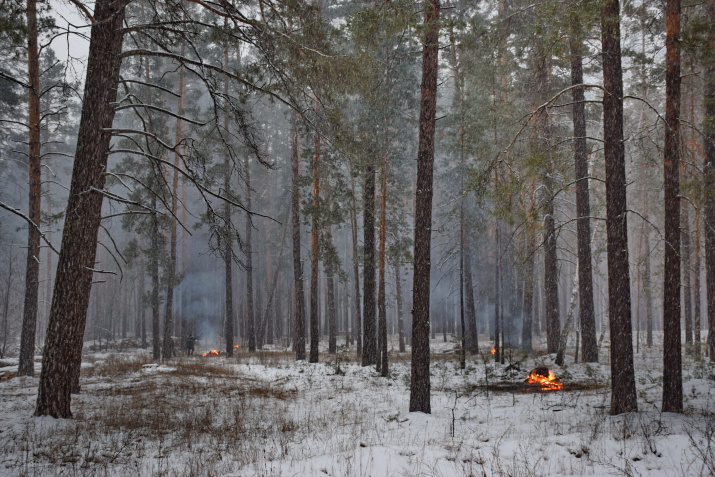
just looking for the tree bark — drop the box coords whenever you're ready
[245,156,256,352]
[378,129,388,376]
[18,0,41,377]
[223,45,234,357]
[601,0,638,414]
[349,166,362,358]
[571,45,598,363]
[464,247,478,353]
[163,46,186,360]
[682,201,693,346]
[706,0,715,362]
[395,261,405,352]
[35,0,126,418]
[521,227,535,352]
[325,181,337,354]
[362,162,377,366]
[410,0,439,414]
[309,127,321,363]
[662,0,683,413]
[291,116,306,360]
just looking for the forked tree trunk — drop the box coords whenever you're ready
[362,162,377,366]
[410,0,439,414]
[571,42,598,363]
[18,0,41,377]
[309,127,320,363]
[601,0,638,414]
[291,116,306,360]
[35,0,126,418]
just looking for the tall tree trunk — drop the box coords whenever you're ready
[521,227,535,352]
[410,0,439,414]
[18,0,41,377]
[464,247,478,353]
[349,168,362,358]
[245,152,256,352]
[395,261,405,352]
[690,64,702,351]
[362,162,377,366]
[662,0,683,413]
[325,181,337,355]
[35,0,126,418]
[2,259,15,359]
[139,252,146,348]
[291,116,306,360]
[378,126,388,376]
[162,50,186,360]
[222,44,234,357]
[601,0,638,414]
[706,0,715,362]
[571,43,598,363]
[682,202,693,346]
[494,222,501,358]
[309,127,321,363]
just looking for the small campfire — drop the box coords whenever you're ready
[491,346,496,355]
[202,349,221,357]
[526,367,563,390]
[233,344,240,349]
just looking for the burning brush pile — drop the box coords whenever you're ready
[525,367,563,391]
[476,366,574,393]
[201,345,239,357]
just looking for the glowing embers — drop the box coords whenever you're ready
[202,349,221,357]
[491,346,496,355]
[526,367,563,390]
[234,344,240,349]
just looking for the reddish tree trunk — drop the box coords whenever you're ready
[18,0,41,377]
[410,0,439,414]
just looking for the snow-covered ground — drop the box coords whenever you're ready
[1,335,714,476]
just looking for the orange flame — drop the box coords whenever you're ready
[202,349,221,357]
[527,368,563,390]
[234,344,240,349]
[491,346,496,355]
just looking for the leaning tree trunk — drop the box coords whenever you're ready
[662,0,683,413]
[601,0,638,414]
[35,0,126,418]
[362,162,377,367]
[291,116,306,360]
[706,0,715,362]
[309,127,321,363]
[571,41,598,363]
[410,0,439,414]
[18,0,41,377]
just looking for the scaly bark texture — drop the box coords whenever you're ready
[309,128,320,363]
[291,117,306,360]
[362,163,376,367]
[410,0,439,414]
[35,0,126,418]
[18,0,41,377]
[601,0,638,414]
[662,0,683,413]
[706,0,715,362]
[571,44,598,363]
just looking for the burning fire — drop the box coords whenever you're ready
[527,367,563,390]
[202,349,221,357]
[234,344,240,349]
[491,346,496,355]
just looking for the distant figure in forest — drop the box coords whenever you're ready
[185,335,195,356]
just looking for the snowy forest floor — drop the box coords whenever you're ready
[1,334,715,477]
